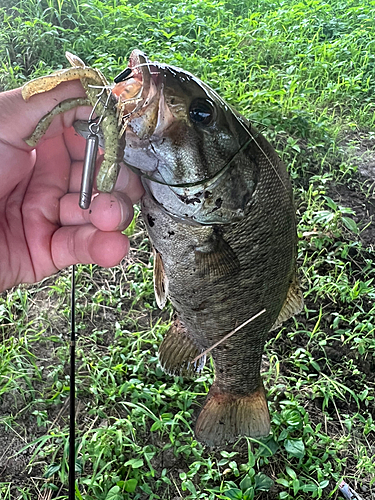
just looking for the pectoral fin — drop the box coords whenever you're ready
[271,273,304,330]
[153,249,169,309]
[195,231,240,278]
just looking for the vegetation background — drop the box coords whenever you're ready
[0,0,374,499]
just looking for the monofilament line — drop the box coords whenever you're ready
[69,264,77,499]
[191,308,266,364]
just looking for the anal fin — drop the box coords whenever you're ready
[159,318,206,377]
[195,382,270,446]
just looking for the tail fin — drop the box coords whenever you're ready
[195,382,270,446]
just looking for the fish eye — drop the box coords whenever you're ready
[189,98,215,126]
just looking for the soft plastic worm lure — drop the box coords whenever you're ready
[22,52,128,199]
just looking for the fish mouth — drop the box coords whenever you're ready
[112,50,172,181]
[112,50,160,125]
[112,51,237,188]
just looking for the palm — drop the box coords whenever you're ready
[1,132,70,289]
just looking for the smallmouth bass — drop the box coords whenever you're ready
[84,51,304,446]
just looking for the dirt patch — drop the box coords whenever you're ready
[336,132,375,247]
[330,181,375,248]
[340,131,375,180]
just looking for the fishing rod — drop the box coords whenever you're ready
[69,265,76,499]
[68,61,274,496]
[69,64,134,499]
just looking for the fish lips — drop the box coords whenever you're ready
[113,51,170,174]
[114,51,217,182]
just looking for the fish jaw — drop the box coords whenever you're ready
[112,51,256,225]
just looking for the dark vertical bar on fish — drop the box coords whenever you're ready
[79,133,99,210]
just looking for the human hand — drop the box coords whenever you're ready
[0,81,144,293]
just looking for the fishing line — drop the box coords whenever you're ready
[133,134,255,188]
[71,82,127,495]
[111,58,266,193]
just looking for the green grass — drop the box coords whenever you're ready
[0,0,374,499]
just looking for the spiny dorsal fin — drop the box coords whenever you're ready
[195,231,240,278]
[271,273,304,331]
[159,318,206,378]
[153,249,169,309]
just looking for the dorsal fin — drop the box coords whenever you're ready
[271,273,304,331]
[153,249,169,309]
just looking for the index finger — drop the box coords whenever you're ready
[0,82,91,151]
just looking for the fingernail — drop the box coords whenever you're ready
[116,197,133,231]
[114,164,130,191]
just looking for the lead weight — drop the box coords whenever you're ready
[79,133,99,210]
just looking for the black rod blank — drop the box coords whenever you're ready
[69,264,76,499]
